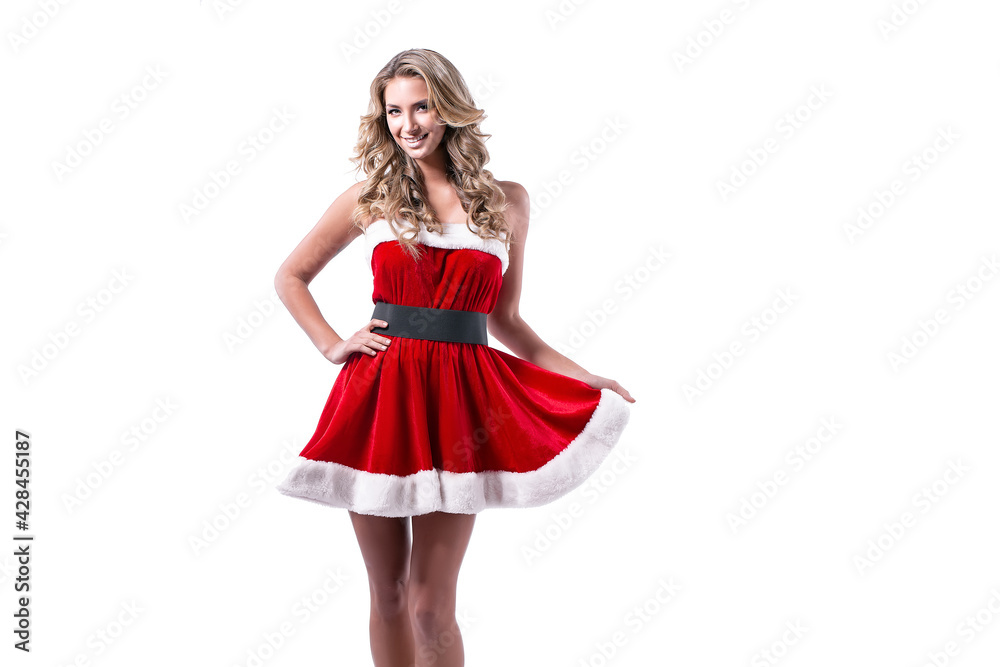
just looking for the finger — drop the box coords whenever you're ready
[368,328,391,345]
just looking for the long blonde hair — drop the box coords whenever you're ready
[349,48,511,261]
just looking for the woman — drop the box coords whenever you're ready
[275,48,634,666]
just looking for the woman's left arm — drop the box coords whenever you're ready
[487,182,635,403]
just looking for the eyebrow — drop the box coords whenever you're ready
[385,99,428,109]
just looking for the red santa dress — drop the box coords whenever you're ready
[275,218,631,517]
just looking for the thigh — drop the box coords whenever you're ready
[410,512,476,589]
[349,511,412,583]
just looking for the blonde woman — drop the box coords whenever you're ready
[276,48,634,666]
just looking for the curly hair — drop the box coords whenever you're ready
[348,48,512,261]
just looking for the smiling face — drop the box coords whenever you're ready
[384,75,447,162]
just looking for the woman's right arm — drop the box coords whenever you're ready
[274,181,385,362]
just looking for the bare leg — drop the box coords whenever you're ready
[408,511,476,667]
[349,511,414,666]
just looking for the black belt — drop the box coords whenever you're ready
[371,301,488,345]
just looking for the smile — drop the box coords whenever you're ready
[404,133,428,146]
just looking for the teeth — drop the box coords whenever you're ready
[406,133,427,143]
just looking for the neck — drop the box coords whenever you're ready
[413,147,449,184]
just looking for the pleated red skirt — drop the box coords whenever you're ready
[276,218,631,517]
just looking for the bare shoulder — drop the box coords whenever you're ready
[331,180,380,237]
[497,180,529,235]
[275,180,369,284]
[346,180,366,199]
[498,180,529,210]
[320,180,370,240]
[344,180,370,228]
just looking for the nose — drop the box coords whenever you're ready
[402,112,420,135]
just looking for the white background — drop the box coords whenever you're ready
[3,0,1000,665]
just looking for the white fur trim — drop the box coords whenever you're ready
[275,387,631,517]
[363,218,509,276]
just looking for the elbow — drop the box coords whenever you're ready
[487,310,522,339]
[273,267,298,301]
[273,269,287,298]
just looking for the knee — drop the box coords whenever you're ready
[408,588,457,642]
[369,577,408,620]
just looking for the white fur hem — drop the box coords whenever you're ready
[275,387,631,517]
[363,218,510,276]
